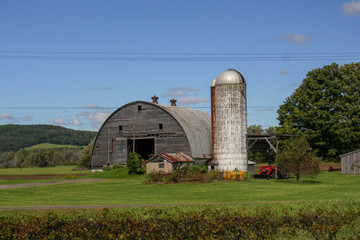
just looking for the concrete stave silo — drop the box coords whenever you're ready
[212,69,247,171]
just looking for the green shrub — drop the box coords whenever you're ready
[188,164,207,174]
[1,207,359,239]
[144,165,221,184]
[126,152,144,174]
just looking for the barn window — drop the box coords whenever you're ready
[159,123,163,130]
[119,125,123,131]
[159,163,164,168]
[138,105,142,111]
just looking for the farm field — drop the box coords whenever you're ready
[0,166,359,208]
[1,166,360,239]
[24,143,85,150]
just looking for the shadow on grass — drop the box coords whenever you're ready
[275,178,321,184]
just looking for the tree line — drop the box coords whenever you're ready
[0,124,97,152]
[0,140,93,168]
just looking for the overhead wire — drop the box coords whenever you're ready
[0,51,359,61]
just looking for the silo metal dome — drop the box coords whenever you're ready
[215,69,245,85]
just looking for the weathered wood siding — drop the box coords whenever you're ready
[340,150,360,175]
[91,102,191,168]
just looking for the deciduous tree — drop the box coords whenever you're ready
[277,62,360,161]
[277,137,321,181]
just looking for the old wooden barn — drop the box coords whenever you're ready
[91,100,212,169]
[340,150,360,175]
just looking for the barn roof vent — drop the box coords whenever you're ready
[151,95,159,104]
[170,98,177,106]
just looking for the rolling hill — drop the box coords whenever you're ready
[0,124,97,152]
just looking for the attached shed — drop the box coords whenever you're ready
[340,150,360,175]
[146,153,195,173]
[91,101,212,169]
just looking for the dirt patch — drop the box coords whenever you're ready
[0,179,106,189]
[319,163,341,172]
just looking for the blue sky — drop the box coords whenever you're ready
[0,0,359,130]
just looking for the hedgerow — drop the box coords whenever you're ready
[1,206,359,239]
[144,165,223,184]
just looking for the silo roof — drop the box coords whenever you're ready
[215,69,245,85]
[158,103,212,159]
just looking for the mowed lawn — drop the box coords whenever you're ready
[0,167,359,207]
[0,165,91,175]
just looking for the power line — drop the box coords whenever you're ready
[0,104,356,110]
[0,51,359,62]
[1,50,359,55]
[0,106,280,110]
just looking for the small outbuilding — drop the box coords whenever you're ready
[247,160,256,173]
[340,150,360,175]
[146,153,194,174]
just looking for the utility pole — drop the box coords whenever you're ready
[132,125,135,153]
[107,129,110,166]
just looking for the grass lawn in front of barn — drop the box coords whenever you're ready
[0,166,359,208]
[0,165,91,176]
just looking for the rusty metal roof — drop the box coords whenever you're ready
[157,153,195,163]
[158,103,212,159]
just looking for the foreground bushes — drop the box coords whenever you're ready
[144,165,222,184]
[1,207,359,239]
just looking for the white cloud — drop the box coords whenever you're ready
[0,113,14,120]
[52,118,65,124]
[279,70,289,75]
[72,118,82,126]
[83,104,101,109]
[85,112,110,123]
[177,97,209,105]
[278,34,311,44]
[84,112,110,129]
[162,90,186,97]
[0,113,33,123]
[76,110,111,129]
[162,87,199,98]
[161,86,209,107]
[52,117,84,127]
[342,1,360,16]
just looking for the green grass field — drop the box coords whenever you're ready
[0,165,91,176]
[1,166,359,239]
[0,167,359,208]
[24,143,84,150]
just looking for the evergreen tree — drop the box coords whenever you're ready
[126,152,144,174]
